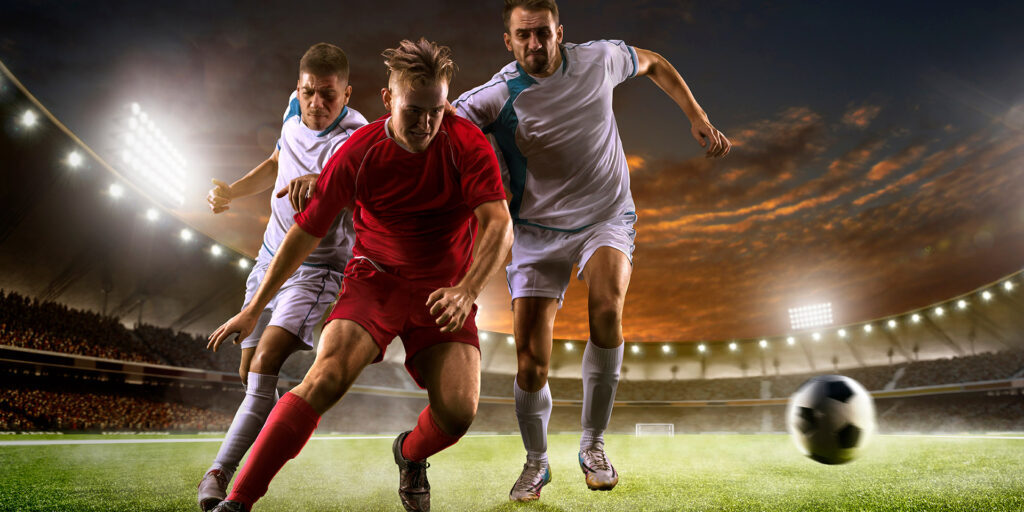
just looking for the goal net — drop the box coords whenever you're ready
[635,423,675,436]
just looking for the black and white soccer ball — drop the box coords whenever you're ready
[785,374,876,464]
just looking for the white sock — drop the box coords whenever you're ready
[209,372,279,478]
[514,377,551,464]
[580,340,623,450]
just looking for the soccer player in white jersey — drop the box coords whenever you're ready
[453,0,731,501]
[196,42,368,511]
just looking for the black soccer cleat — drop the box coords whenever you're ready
[197,469,228,511]
[209,500,247,512]
[393,430,431,511]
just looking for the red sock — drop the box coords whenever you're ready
[401,405,461,462]
[227,392,320,507]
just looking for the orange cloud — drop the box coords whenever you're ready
[842,104,882,128]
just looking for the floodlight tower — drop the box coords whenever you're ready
[114,103,187,208]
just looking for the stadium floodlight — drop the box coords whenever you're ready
[887,319,897,329]
[1004,281,1015,291]
[788,302,834,331]
[506,336,515,345]
[21,109,38,127]
[116,103,188,207]
[786,336,795,346]
[179,228,193,242]
[812,332,821,341]
[697,343,706,353]
[759,339,767,349]
[863,324,873,333]
[238,258,250,270]
[957,299,967,310]
[728,342,738,352]
[108,183,125,198]
[145,208,159,222]
[982,290,993,301]
[210,244,223,257]
[630,344,640,354]
[564,341,574,351]
[479,332,489,341]
[838,329,848,338]
[662,344,671,354]
[911,313,921,323]
[67,151,83,168]
[934,306,945,317]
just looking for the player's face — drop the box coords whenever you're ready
[381,77,448,153]
[296,72,351,132]
[504,7,563,77]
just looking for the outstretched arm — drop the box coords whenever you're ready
[426,200,513,333]
[208,224,321,350]
[633,48,731,158]
[207,149,281,213]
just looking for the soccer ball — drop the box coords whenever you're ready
[785,374,876,464]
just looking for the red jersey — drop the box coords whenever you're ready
[295,114,506,286]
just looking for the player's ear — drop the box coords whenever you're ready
[343,85,352,106]
[503,32,512,52]
[381,87,392,112]
[556,25,563,44]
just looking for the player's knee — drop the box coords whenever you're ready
[516,362,548,390]
[249,350,284,376]
[305,365,345,396]
[589,300,623,329]
[435,401,476,437]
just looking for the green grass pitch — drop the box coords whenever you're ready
[1,433,1023,511]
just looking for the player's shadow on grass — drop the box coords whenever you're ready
[483,501,569,512]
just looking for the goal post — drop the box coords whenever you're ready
[635,423,675,436]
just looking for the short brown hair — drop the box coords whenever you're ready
[382,38,456,87]
[503,0,559,32]
[299,43,349,81]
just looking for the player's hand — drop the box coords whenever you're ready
[207,309,259,352]
[207,179,233,214]
[276,174,318,213]
[690,117,731,159]
[426,285,476,333]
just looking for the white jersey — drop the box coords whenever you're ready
[261,91,368,269]
[454,40,639,232]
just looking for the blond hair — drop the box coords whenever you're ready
[382,38,456,87]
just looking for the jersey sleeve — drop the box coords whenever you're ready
[453,120,507,210]
[293,143,357,238]
[453,74,508,130]
[599,40,639,85]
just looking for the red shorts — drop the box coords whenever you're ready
[325,259,480,388]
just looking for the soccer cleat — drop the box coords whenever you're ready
[579,440,619,491]
[197,469,229,511]
[393,431,431,511]
[509,459,552,502]
[209,500,247,512]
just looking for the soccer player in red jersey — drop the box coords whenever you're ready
[206,38,513,512]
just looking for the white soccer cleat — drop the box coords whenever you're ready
[509,459,552,502]
[578,440,618,491]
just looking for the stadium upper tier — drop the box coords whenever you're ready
[0,59,1021,380]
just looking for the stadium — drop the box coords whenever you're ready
[2,2,1024,511]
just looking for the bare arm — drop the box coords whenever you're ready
[426,200,513,333]
[207,224,321,350]
[633,48,731,158]
[207,149,281,213]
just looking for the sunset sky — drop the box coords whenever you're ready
[2,0,1022,341]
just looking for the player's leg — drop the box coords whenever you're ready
[394,341,480,512]
[577,245,632,491]
[200,328,306,509]
[219,319,379,510]
[509,297,557,501]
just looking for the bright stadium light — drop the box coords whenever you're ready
[934,306,945,317]
[662,344,671,354]
[179,228,193,242]
[982,290,993,301]
[21,109,38,127]
[911,313,921,323]
[630,344,640,354]
[887,319,897,329]
[145,208,160,222]
[957,299,967,310]
[506,336,515,345]
[759,339,768,349]
[479,332,489,341]
[697,344,706,353]
[1004,281,1015,291]
[863,324,873,333]
[238,258,250,270]
[116,103,188,207]
[210,244,223,257]
[786,336,795,346]
[108,183,124,198]
[788,302,834,331]
[728,342,738,352]
[564,342,574,351]
[838,329,848,338]
[67,151,83,168]
[812,332,821,341]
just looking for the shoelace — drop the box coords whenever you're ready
[404,461,430,488]
[513,462,546,493]
[583,442,611,471]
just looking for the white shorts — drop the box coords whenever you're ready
[239,260,344,350]
[506,211,636,304]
